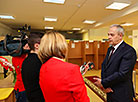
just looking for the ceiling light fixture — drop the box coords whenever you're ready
[0,15,15,19]
[67,31,73,34]
[94,22,103,27]
[105,0,131,10]
[83,20,96,24]
[44,26,54,29]
[121,23,134,26]
[81,29,87,33]
[72,28,81,30]
[44,17,57,22]
[43,0,65,4]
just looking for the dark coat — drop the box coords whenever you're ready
[101,41,137,102]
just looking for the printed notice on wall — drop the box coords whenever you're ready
[71,43,75,48]
[86,43,89,49]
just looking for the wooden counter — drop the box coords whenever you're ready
[0,88,15,102]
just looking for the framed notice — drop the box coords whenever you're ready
[86,42,89,49]
[71,43,75,48]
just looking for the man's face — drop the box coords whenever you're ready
[108,27,123,46]
[23,43,30,50]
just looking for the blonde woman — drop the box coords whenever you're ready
[38,32,90,102]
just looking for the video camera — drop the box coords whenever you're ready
[0,24,31,57]
[80,61,95,75]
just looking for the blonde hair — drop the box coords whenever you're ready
[38,31,68,63]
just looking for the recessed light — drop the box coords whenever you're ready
[81,29,87,32]
[44,17,57,22]
[0,15,15,19]
[43,0,65,4]
[72,28,81,30]
[121,23,134,26]
[83,20,96,24]
[106,2,130,10]
[105,0,130,10]
[67,31,73,34]
[94,23,103,27]
[44,26,54,29]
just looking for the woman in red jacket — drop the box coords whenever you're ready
[38,31,90,102]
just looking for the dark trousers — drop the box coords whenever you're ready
[15,90,28,102]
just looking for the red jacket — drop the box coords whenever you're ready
[39,57,90,102]
[12,54,27,92]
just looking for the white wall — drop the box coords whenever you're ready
[88,27,109,41]
[132,30,138,56]
[82,32,89,40]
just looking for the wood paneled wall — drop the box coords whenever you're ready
[66,41,109,70]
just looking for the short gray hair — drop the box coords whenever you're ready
[110,24,124,36]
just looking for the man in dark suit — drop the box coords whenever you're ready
[94,24,137,102]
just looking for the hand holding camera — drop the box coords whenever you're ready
[80,61,94,75]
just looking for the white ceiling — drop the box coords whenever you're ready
[0,0,138,31]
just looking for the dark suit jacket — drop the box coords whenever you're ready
[101,41,137,102]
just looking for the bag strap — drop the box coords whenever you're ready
[3,32,26,55]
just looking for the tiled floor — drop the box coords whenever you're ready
[84,69,138,102]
